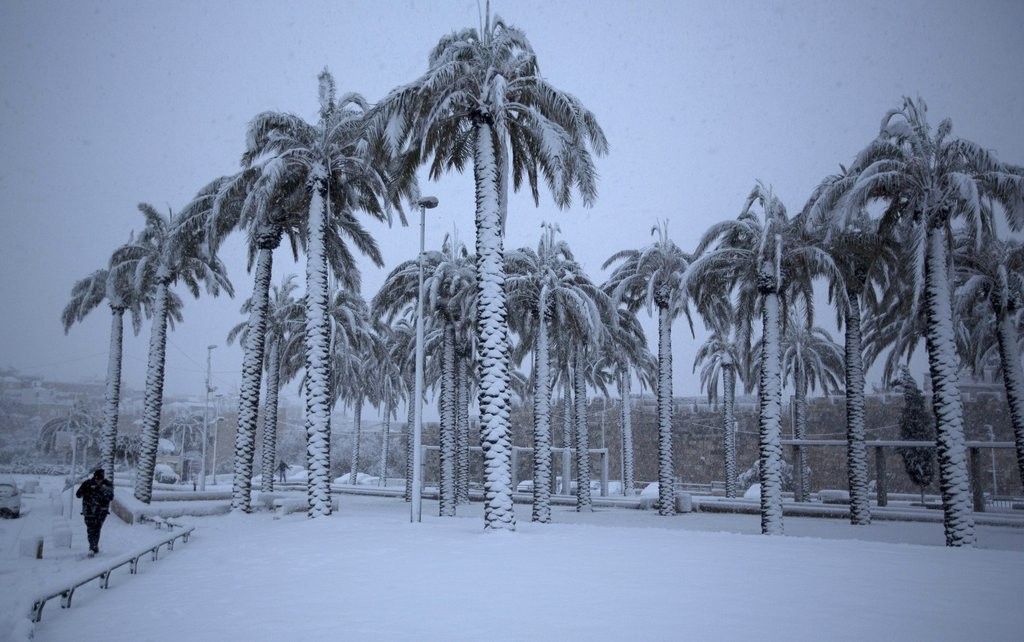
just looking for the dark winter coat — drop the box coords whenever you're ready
[76,478,114,518]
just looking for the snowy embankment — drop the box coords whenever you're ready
[15,492,1024,642]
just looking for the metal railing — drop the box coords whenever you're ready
[30,525,195,623]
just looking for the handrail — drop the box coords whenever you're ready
[29,525,195,623]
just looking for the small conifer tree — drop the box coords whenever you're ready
[897,367,935,503]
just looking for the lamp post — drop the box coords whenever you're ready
[200,344,216,490]
[411,195,438,523]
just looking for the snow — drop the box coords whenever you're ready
[333,472,378,486]
[4,475,1024,641]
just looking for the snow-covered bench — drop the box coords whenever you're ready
[29,525,195,623]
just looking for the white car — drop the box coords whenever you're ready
[0,477,21,518]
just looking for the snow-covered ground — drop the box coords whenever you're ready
[3,475,1024,641]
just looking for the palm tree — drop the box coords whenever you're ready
[754,304,844,501]
[241,69,405,517]
[324,290,377,487]
[594,307,655,498]
[507,224,606,519]
[377,318,417,502]
[38,402,102,467]
[803,177,898,524]
[604,222,695,516]
[379,9,607,530]
[116,201,233,503]
[373,328,405,487]
[227,275,304,493]
[454,325,476,505]
[205,169,304,511]
[693,308,743,498]
[62,243,165,479]
[686,183,836,534]
[375,235,476,515]
[955,230,1024,491]
[830,97,1024,545]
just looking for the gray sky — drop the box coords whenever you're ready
[1,0,1022,405]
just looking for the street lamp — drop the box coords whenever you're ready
[411,195,438,523]
[199,344,216,491]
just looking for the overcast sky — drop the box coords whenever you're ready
[1,0,1022,408]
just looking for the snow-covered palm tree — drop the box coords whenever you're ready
[378,318,417,502]
[594,307,655,498]
[604,221,695,516]
[372,327,405,487]
[116,201,233,503]
[62,243,168,479]
[375,235,475,515]
[754,304,844,501]
[227,275,304,493]
[507,223,607,519]
[831,97,1024,546]
[955,230,1024,490]
[803,178,898,523]
[379,9,607,530]
[693,307,744,498]
[241,70,405,517]
[346,337,382,488]
[686,183,837,534]
[205,169,305,510]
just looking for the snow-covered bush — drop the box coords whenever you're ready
[153,463,179,484]
[738,459,798,493]
[333,472,378,485]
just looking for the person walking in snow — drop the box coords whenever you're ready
[277,460,289,482]
[76,468,114,556]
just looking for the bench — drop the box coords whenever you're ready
[29,525,195,623]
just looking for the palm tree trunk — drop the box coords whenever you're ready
[531,307,553,522]
[562,379,573,494]
[439,322,457,517]
[574,347,592,511]
[844,294,871,524]
[261,340,281,493]
[379,411,391,486]
[794,365,809,502]
[134,280,171,504]
[758,291,784,535]
[620,368,635,497]
[723,363,737,498]
[456,349,471,505]
[656,303,675,516]
[101,307,124,480]
[993,311,1024,492]
[232,244,274,513]
[303,170,333,517]
[404,371,415,502]
[924,225,974,546]
[473,120,515,530]
[350,398,363,484]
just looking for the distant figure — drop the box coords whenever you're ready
[277,460,289,483]
[76,468,114,557]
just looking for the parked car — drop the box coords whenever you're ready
[0,477,21,518]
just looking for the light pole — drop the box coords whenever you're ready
[411,195,438,523]
[200,344,216,490]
